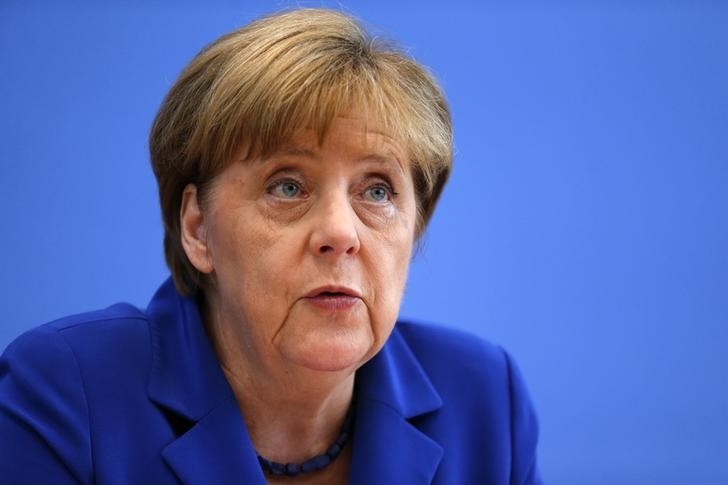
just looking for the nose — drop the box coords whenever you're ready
[308,195,361,257]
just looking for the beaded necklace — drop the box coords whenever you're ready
[256,403,355,477]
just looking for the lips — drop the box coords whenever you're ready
[303,286,362,311]
[305,285,362,298]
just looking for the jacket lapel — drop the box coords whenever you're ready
[145,279,266,484]
[349,327,444,485]
[161,397,266,485]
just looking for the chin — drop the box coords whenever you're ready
[281,335,373,373]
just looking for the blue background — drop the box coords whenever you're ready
[2,1,727,483]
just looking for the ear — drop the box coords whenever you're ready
[180,183,214,274]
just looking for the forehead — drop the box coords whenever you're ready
[270,115,410,169]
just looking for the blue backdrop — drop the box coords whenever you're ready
[2,1,727,483]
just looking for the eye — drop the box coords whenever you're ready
[364,184,393,203]
[268,180,303,199]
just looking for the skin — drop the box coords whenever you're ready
[180,115,418,484]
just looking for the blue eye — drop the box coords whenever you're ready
[365,185,390,202]
[270,180,302,198]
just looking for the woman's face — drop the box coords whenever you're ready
[185,115,417,375]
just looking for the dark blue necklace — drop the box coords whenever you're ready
[256,403,355,476]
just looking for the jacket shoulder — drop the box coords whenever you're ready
[395,320,509,379]
[34,303,152,363]
[4,302,151,368]
[0,303,155,483]
[395,320,541,484]
[42,302,147,332]
[1,321,97,482]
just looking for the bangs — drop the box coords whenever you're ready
[226,58,413,163]
[184,19,450,183]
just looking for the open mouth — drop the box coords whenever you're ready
[305,287,361,311]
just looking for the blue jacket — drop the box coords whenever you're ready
[0,279,542,484]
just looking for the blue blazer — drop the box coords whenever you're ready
[0,279,542,484]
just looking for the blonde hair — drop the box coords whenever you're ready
[150,8,453,295]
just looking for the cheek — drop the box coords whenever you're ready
[365,229,414,338]
[211,210,296,322]
[375,194,416,304]
[214,199,293,267]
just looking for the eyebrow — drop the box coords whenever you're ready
[278,146,317,159]
[264,146,407,175]
[356,154,407,175]
[247,146,316,165]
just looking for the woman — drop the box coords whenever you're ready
[0,8,541,484]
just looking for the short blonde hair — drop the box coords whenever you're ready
[150,8,453,295]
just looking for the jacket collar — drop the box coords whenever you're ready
[146,278,443,484]
[350,329,444,484]
[146,278,232,421]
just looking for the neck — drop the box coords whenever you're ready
[203,299,356,465]
[225,363,355,464]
